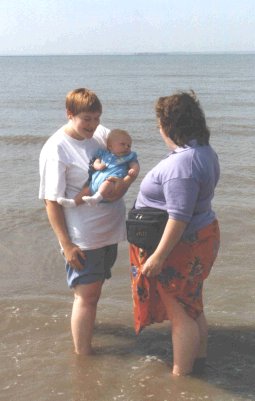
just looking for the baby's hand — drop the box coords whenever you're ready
[128,168,137,177]
[94,161,107,171]
[98,163,107,170]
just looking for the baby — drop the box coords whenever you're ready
[57,129,139,207]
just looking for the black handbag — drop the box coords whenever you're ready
[126,206,168,252]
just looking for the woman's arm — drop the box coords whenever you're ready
[104,173,137,201]
[45,200,86,270]
[141,218,187,277]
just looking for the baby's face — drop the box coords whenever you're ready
[108,135,132,156]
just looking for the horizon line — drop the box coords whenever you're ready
[0,50,255,57]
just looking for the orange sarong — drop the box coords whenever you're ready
[129,220,220,334]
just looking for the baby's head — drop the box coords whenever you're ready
[107,129,132,157]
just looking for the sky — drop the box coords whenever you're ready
[0,0,254,55]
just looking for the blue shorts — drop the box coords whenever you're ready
[65,244,118,288]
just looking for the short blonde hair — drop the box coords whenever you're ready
[66,88,102,116]
[107,129,131,146]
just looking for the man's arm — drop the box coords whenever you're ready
[45,200,85,270]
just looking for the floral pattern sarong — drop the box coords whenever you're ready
[129,220,220,334]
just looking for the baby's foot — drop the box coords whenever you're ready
[57,197,76,208]
[82,196,99,206]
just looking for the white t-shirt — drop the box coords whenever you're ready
[39,124,126,250]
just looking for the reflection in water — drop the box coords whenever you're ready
[1,295,254,401]
[68,322,255,401]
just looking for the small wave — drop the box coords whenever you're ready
[0,206,47,228]
[0,135,49,145]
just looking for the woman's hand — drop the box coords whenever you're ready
[141,253,165,278]
[142,218,187,278]
[63,243,86,270]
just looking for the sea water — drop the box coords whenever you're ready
[0,54,255,401]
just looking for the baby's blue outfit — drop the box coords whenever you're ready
[89,149,138,194]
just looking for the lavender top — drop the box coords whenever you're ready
[135,140,220,235]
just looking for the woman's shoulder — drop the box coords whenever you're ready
[192,144,219,166]
[155,145,218,181]
[174,144,217,164]
[41,126,66,148]
[93,124,110,140]
[40,126,72,162]
[155,147,196,180]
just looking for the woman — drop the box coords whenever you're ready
[39,88,135,355]
[129,91,220,376]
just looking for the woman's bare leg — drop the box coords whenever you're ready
[71,281,103,355]
[157,287,200,376]
[196,312,208,358]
